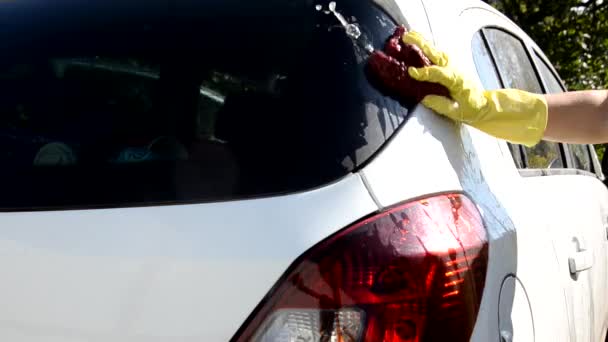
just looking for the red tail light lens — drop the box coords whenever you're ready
[234,193,489,342]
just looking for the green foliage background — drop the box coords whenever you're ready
[483,0,608,158]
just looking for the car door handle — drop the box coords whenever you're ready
[568,250,593,274]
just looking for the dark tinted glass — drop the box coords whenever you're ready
[0,0,409,209]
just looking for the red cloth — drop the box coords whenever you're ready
[367,26,450,103]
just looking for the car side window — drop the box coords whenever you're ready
[570,145,592,171]
[471,32,502,90]
[471,31,525,168]
[483,29,543,94]
[482,28,564,169]
[533,52,593,172]
[533,53,564,94]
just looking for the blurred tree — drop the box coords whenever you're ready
[483,0,608,158]
[483,0,608,89]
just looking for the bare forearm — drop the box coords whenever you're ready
[543,90,608,144]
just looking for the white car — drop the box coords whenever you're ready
[0,0,606,341]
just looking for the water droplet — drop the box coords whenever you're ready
[328,1,336,12]
[315,4,322,11]
[324,10,331,14]
[345,23,361,39]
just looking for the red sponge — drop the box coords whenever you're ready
[367,26,450,104]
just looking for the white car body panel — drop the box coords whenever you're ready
[0,174,378,341]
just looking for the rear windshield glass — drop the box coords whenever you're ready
[0,0,410,210]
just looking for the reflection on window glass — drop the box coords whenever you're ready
[523,141,564,169]
[471,32,502,90]
[533,53,564,94]
[569,144,591,171]
[525,142,563,169]
[484,29,542,93]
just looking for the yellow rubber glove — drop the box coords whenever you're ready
[403,31,548,147]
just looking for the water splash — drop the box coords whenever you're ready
[328,1,361,40]
[345,23,361,40]
[315,1,374,59]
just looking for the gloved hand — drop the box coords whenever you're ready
[366,26,450,103]
[403,31,548,147]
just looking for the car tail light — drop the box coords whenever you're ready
[233,193,489,342]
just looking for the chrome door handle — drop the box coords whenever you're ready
[569,250,593,274]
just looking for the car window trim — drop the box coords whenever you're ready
[561,144,578,172]
[519,168,597,178]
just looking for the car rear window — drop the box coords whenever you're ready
[0,0,410,210]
